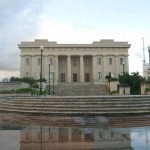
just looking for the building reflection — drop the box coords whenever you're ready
[20,125,133,150]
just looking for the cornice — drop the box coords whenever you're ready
[18,39,131,49]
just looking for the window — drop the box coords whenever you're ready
[85,73,89,82]
[59,128,68,142]
[109,58,112,65]
[60,59,65,67]
[49,58,53,65]
[37,58,40,65]
[111,132,115,138]
[120,58,124,64]
[73,59,77,66]
[60,73,65,82]
[99,132,103,139]
[98,72,101,79]
[73,73,77,82]
[26,58,29,65]
[72,128,81,142]
[37,132,41,140]
[26,132,29,140]
[97,58,101,65]
[85,59,89,66]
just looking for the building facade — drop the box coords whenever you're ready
[20,125,133,150]
[18,39,131,85]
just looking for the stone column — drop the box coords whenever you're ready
[67,55,71,82]
[54,55,59,84]
[92,55,97,82]
[102,55,107,80]
[44,56,49,81]
[125,55,129,72]
[54,127,59,142]
[68,128,72,142]
[80,55,84,82]
[115,56,119,78]
[20,55,25,78]
[31,56,35,78]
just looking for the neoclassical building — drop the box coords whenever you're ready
[18,39,131,85]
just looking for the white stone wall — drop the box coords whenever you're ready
[18,39,130,85]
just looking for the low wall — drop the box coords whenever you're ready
[0,82,29,91]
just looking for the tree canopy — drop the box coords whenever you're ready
[118,72,145,94]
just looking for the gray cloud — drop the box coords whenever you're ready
[0,0,48,71]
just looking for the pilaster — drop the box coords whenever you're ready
[67,55,71,82]
[80,55,84,82]
[54,55,59,84]
[102,55,107,80]
[92,55,97,82]
[115,56,119,78]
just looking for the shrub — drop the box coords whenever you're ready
[111,90,119,95]
[145,88,150,93]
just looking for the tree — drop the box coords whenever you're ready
[118,72,145,94]
[21,77,38,88]
[10,77,21,81]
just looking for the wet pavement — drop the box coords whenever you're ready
[0,113,150,150]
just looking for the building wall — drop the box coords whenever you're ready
[18,39,131,85]
[143,63,150,79]
[20,125,132,150]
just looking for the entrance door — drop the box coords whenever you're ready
[73,73,77,82]
[85,73,89,82]
[60,73,65,82]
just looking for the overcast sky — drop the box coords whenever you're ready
[0,0,150,80]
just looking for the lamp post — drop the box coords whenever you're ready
[53,72,54,95]
[122,61,125,94]
[40,45,43,95]
[48,61,51,95]
[105,72,111,94]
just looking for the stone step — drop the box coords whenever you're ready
[0,103,149,111]
[47,83,109,96]
[1,101,150,106]
[0,107,149,115]
[0,95,150,115]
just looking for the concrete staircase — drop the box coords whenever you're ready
[47,83,109,96]
[0,95,149,115]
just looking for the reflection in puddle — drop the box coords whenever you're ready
[0,114,149,150]
[21,125,133,150]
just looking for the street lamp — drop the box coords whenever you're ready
[53,72,54,95]
[48,61,51,95]
[105,72,111,94]
[40,45,44,95]
[122,61,125,94]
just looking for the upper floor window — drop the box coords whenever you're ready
[120,58,124,65]
[49,58,53,65]
[85,59,89,66]
[73,59,77,66]
[60,59,65,67]
[26,58,30,65]
[97,58,101,65]
[109,58,112,65]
